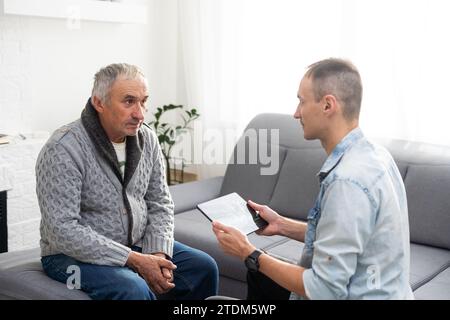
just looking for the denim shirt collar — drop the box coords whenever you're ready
[317,127,364,181]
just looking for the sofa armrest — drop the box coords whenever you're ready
[169,176,224,214]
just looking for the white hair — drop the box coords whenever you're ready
[91,63,145,103]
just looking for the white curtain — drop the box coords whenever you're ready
[177,0,450,179]
[352,0,450,146]
[177,0,243,179]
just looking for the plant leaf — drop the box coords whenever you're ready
[164,104,183,111]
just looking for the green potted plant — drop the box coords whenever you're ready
[147,104,200,185]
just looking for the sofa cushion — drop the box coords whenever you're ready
[412,267,450,300]
[405,165,450,250]
[0,252,90,300]
[264,239,304,264]
[269,148,325,220]
[174,209,286,282]
[170,177,224,214]
[409,243,450,291]
[0,248,41,270]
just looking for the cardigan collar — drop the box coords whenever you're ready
[80,98,144,187]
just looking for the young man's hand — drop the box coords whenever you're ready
[247,200,283,236]
[212,221,255,261]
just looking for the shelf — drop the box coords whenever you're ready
[2,0,147,24]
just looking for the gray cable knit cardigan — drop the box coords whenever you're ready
[36,100,174,266]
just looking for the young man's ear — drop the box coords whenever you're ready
[322,95,338,114]
[91,96,105,114]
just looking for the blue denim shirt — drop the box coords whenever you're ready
[291,128,414,300]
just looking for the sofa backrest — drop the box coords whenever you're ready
[221,113,450,250]
[383,139,450,250]
[220,113,326,220]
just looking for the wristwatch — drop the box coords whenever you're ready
[244,249,263,272]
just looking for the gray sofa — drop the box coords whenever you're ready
[1,113,449,299]
[173,113,450,299]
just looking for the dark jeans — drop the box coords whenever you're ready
[247,270,291,300]
[41,241,219,300]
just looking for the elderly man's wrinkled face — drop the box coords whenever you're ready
[96,76,148,143]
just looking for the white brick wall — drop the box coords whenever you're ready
[0,15,43,252]
[0,136,48,252]
[0,16,32,135]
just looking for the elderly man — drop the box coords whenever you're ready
[37,63,218,300]
[213,58,414,299]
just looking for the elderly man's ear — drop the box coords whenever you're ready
[91,96,105,113]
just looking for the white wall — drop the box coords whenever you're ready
[0,0,180,135]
